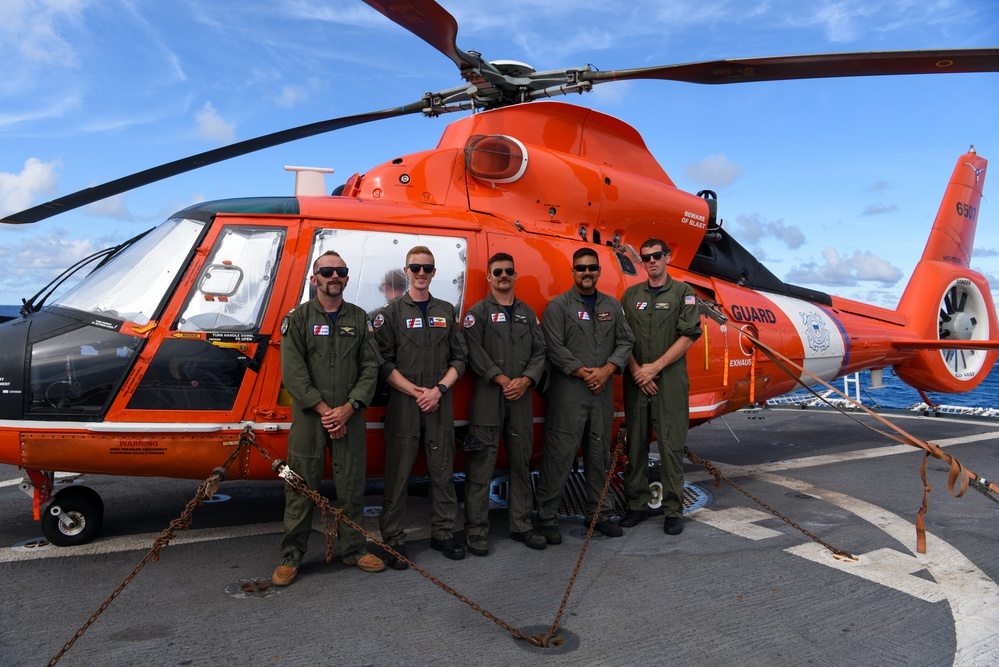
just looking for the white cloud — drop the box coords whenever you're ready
[684,154,744,188]
[0,228,104,304]
[196,101,236,144]
[732,213,806,249]
[860,202,899,216]
[786,246,903,287]
[85,194,134,222]
[0,158,62,217]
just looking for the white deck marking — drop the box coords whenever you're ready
[688,506,784,540]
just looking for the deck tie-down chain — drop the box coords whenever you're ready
[262,429,626,649]
[47,424,623,662]
[46,426,253,666]
[699,300,999,552]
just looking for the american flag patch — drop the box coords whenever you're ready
[406,318,423,329]
[685,295,696,305]
[636,301,648,310]
[491,312,507,323]
[577,311,590,321]
[313,324,330,336]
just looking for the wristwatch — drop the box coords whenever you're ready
[348,399,363,411]
[436,383,448,395]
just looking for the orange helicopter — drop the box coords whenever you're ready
[1,0,998,547]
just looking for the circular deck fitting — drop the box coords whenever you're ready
[225,578,285,599]
[11,537,53,552]
[202,493,231,504]
[514,625,581,654]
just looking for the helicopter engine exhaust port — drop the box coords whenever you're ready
[41,486,105,547]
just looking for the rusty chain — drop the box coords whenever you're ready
[684,446,855,560]
[46,427,253,666]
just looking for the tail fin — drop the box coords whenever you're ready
[895,147,998,393]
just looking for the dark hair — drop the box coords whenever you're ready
[312,250,343,273]
[488,252,514,269]
[572,247,598,263]
[640,238,670,254]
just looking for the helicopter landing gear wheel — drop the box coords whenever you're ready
[41,486,104,547]
[647,463,664,512]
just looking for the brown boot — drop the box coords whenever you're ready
[345,553,386,573]
[272,565,298,587]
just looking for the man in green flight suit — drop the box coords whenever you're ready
[374,245,468,567]
[619,239,701,535]
[535,247,634,545]
[273,250,385,587]
[462,252,548,554]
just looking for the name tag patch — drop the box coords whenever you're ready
[655,302,670,310]
[596,311,613,322]
[514,313,529,324]
[429,316,448,328]
[338,325,357,336]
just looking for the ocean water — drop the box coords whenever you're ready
[2,305,996,409]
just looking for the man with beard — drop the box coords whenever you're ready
[374,246,468,567]
[462,252,547,554]
[535,247,634,545]
[620,239,701,535]
[273,250,384,587]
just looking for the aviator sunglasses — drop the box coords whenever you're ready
[315,266,349,278]
[641,250,667,263]
[491,267,516,277]
[407,263,436,274]
[573,263,600,273]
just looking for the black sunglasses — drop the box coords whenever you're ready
[407,263,436,274]
[573,263,600,273]
[315,266,349,278]
[641,250,667,263]
[491,267,516,277]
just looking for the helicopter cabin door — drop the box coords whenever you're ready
[122,221,286,415]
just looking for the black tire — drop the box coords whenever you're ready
[41,486,104,547]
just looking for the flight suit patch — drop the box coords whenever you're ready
[514,314,529,324]
[280,315,290,335]
[313,324,330,336]
[655,302,670,310]
[338,325,357,336]
[491,312,507,323]
[577,311,591,321]
[373,313,385,329]
[463,313,476,329]
[429,316,448,328]
[406,318,424,329]
[635,301,648,310]
[685,295,696,305]
[596,311,613,322]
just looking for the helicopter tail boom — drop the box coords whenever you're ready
[893,148,998,392]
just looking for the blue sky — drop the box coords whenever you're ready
[2,0,998,309]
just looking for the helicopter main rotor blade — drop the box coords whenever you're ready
[362,0,481,73]
[583,49,999,86]
[1,102,429,225]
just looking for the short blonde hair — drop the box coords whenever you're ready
[406,245,434,263]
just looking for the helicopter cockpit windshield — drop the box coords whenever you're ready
[49,217,206,325]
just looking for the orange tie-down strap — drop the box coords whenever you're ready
[735,324,999,554]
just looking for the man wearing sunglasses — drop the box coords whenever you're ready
[462,253,547,554]
[620,239,701,536]
[273,251,385,587]
[374,245,468,566]
[535,247,634,545]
